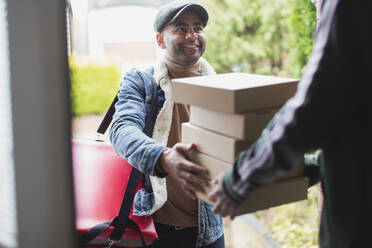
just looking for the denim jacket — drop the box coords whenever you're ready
[109,56,224,247]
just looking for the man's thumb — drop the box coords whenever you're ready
[176,143,195,152]
[186,143,195,151]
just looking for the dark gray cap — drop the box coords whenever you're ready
[154,1,209,33]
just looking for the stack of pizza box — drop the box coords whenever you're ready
[172,73,309,215]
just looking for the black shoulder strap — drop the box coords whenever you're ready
[143,70,159,137]
[96,69,158,136]
[79,167,146,247]
[80,70,158,247]
[96,94,118,136]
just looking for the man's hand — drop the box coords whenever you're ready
[160,143,210,199]
[208,173,240,219]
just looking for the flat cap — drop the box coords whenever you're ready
[154,1,209,33]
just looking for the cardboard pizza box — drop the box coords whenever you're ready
[189,106,278,140]
[172,73,298,113]
[182,122,251,163]
[187,150,305,182]
[187,150,307,215]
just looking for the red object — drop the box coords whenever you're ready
[72,139,157,247]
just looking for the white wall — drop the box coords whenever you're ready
[88,6,159,61]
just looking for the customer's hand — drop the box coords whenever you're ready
[208,173,240,219]
[160,143,210,199]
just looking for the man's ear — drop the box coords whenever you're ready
[156,33,166,49]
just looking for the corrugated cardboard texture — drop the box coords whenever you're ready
[172,73,298,113]
[182,122,252,163]
[190,106,278,140]
[199,177,309,215]
[187,150,307,214]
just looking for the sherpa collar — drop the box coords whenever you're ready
[146,55,216,215]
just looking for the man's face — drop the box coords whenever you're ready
[157,11,207,65]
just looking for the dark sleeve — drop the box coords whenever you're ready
[304,150,322,187]
[223,0,358,203]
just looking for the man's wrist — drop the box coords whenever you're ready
[223,169,246,204]
[157,148,171,174]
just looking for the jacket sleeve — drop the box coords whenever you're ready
[109,70,166,176]
[304,150,321,187]
[223,0,358,203]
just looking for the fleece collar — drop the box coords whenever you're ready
[152,55,216,145]
[146,55,216,215]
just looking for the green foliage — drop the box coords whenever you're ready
[200,0,316,77]
[200,0,289,76]
[286,0,317,77]
[69,56,121,116]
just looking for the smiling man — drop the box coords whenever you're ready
[156,10,206,65]
[109,1,224,247]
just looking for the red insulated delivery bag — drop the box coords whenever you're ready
[72,139,157,247]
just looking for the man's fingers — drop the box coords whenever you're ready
[208,174,224,202]
[212,196,240,218]
[179,170,209,188]
[181,179,207,194]
[219,205,229,218]
[172,143,210,177]
[174,143,194,153]
[213,201,235,218]
[213,200,229,217]
[208,186,219,203]
[182,185,197,200]
[182,160,210,178]
[231,208,239,220]
[186,143,196,151]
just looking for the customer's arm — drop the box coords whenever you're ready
[110,70,210,197]
[109,70,166,176]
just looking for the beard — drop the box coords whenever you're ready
[167,40,206,65]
